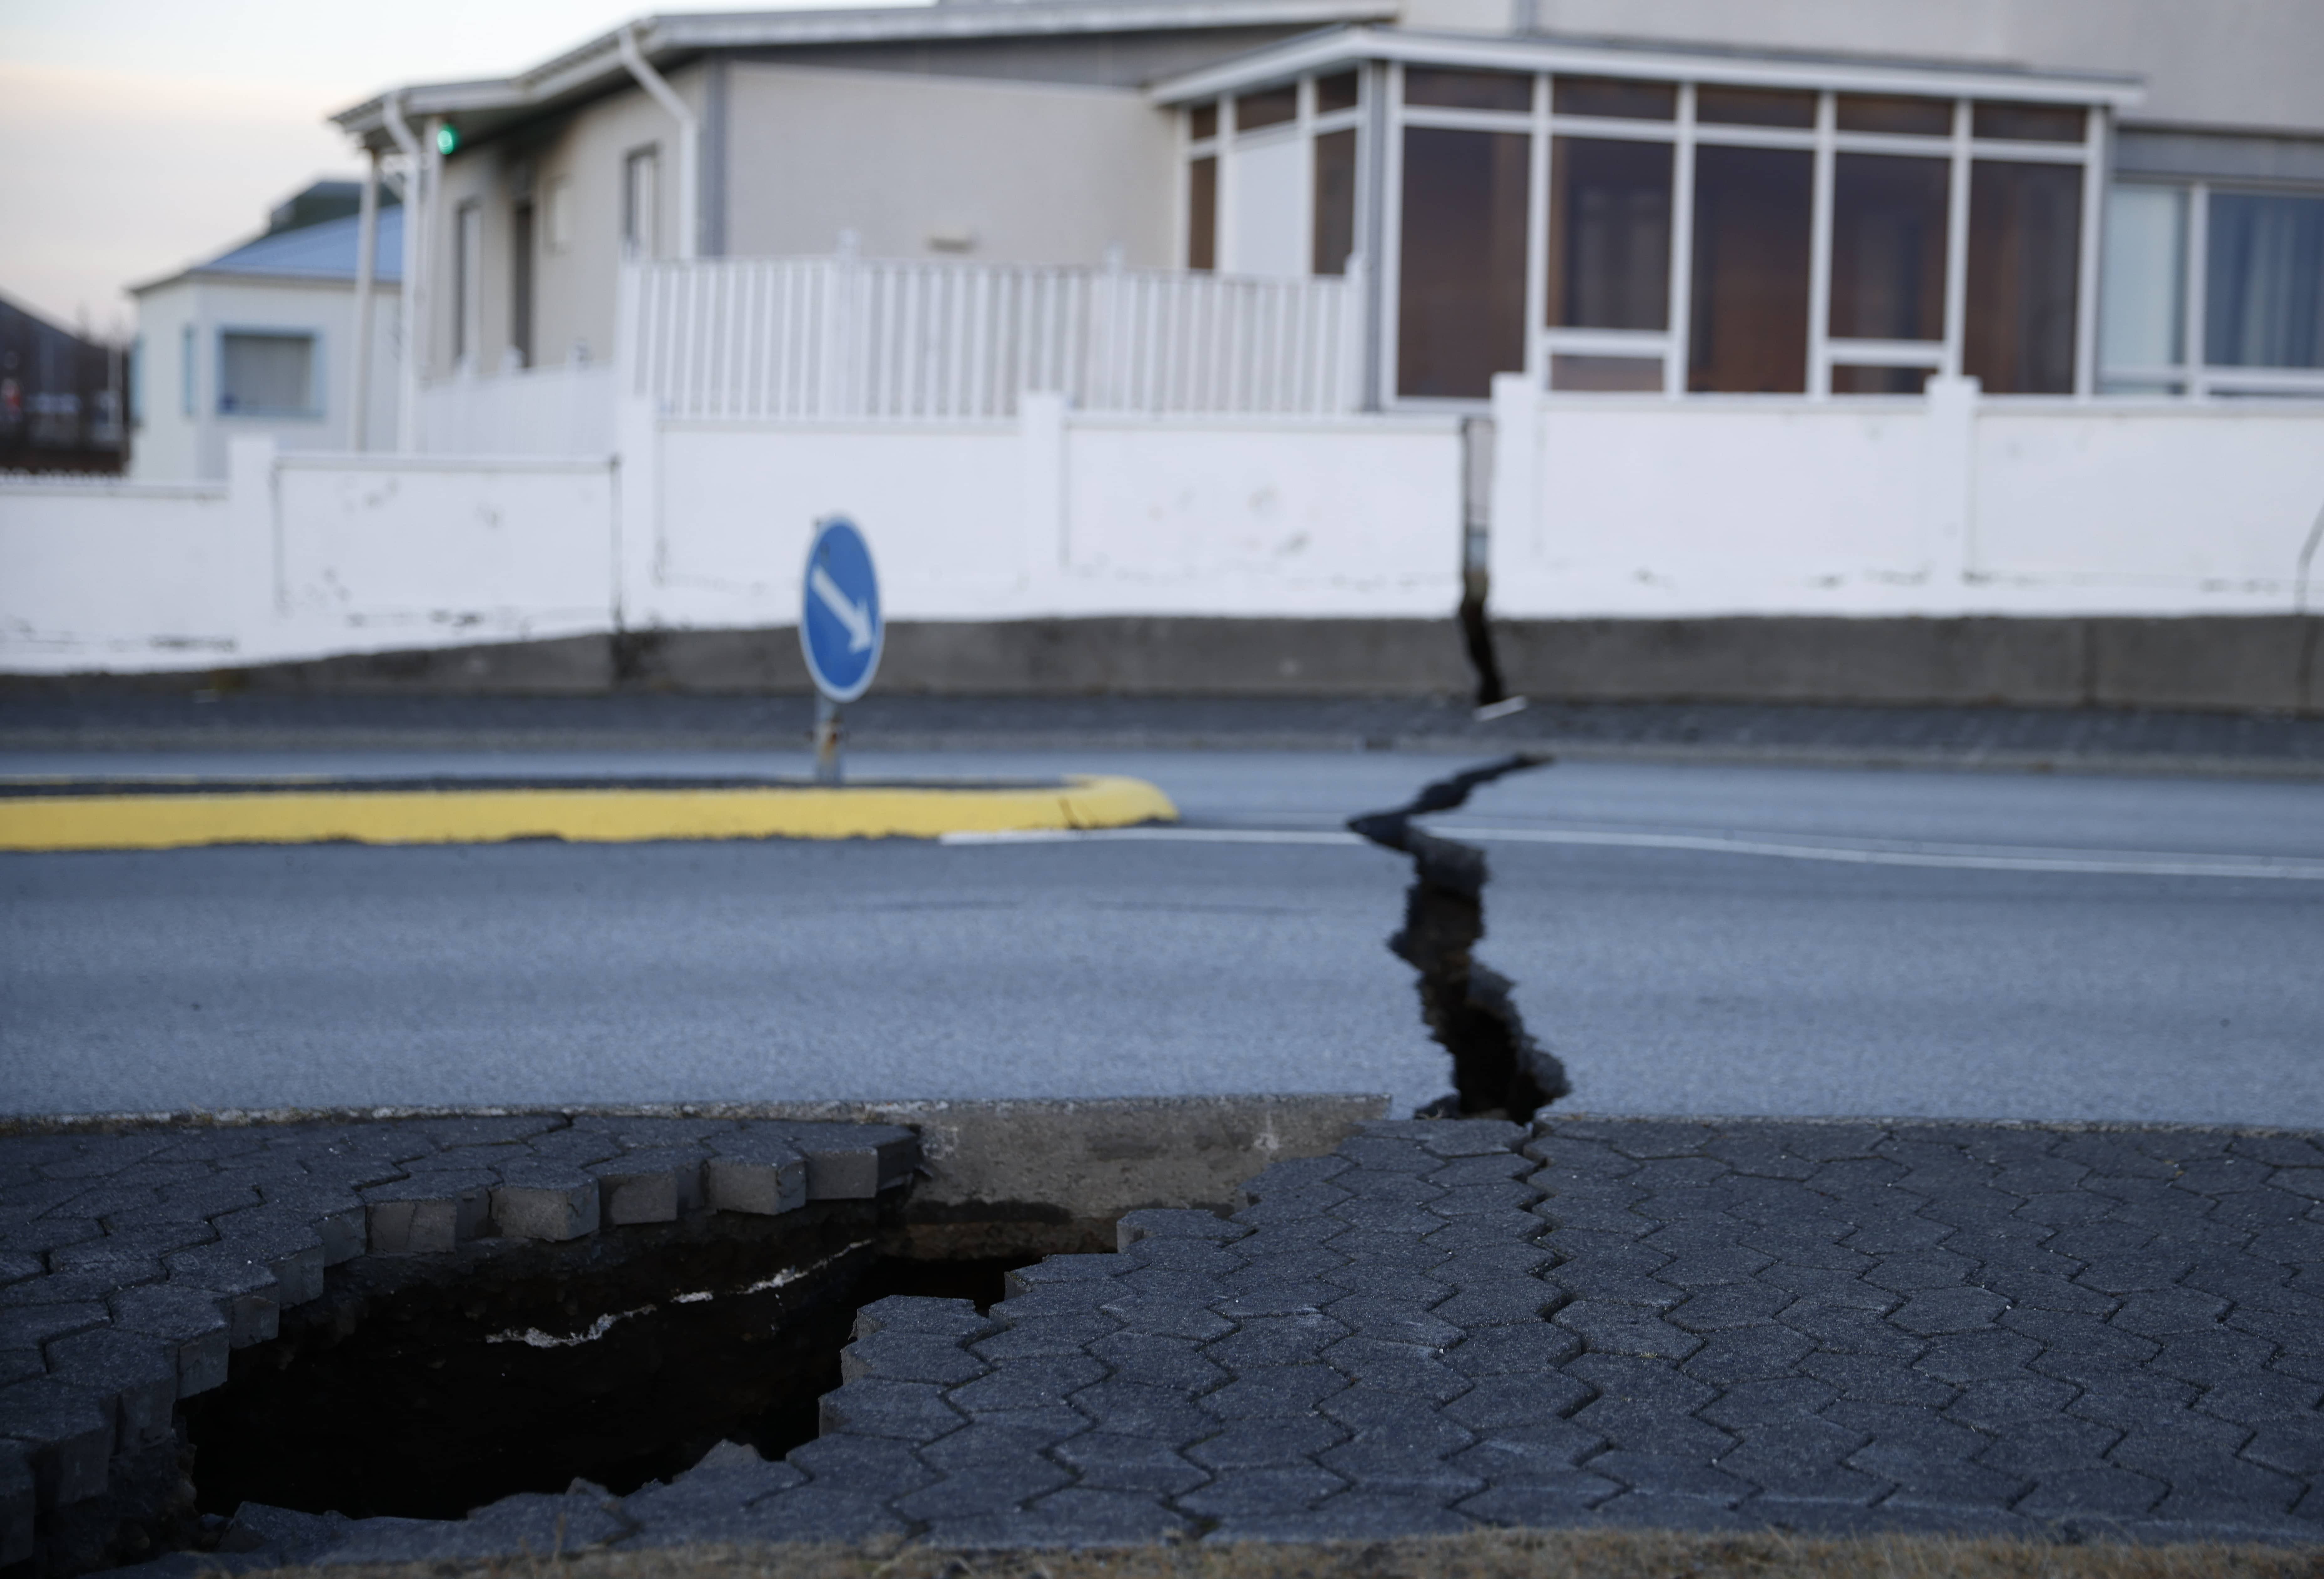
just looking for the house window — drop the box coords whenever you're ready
[1964,160,2083,394]
[217,331,316,416]
[1397,127,1528,397]
[1689,145,1814,393]
[1186,156,1217,270]
[1235,84,1297,131]
[2206,191,2324,370]
[623,147,660,260]
[2101,181,2324,397]
[511,199,536,369]
[2099,184,2185,391]
[1313,129,1358,276]
[453,200,483,366]
[1187,54,2117,405]
[1548,138,1672,332]
[1830,154,1950,342]
[180,325,195,417]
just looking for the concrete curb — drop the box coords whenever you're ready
[0,775,1178,851]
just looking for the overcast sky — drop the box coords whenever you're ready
[0,0,900,337]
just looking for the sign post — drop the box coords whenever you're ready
[799,516,883,784]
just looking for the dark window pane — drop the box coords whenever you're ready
[1313,129,1358,276]
[1187,156,1216,270]
[1549,136,1672,330]
[1316,70,1360,114]
[1554,76,1676,120]
[1831,365,1932,394]
[511,201,535,368]
[1696,85,1815,129]
[1552,354,1662,391]
[2204,192,2324,369]
[1398,127,1530,397]
[1237,85,1297,132]
[1189,103,1217,141]
[1830,153,1948,341]
[1964,159,2083,393]
[1688,144,1812,393]
[1973,101,2085,143]
[218,333,312,414]
[1836,94,1952,136]
[1406,68,1531,112]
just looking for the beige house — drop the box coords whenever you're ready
[327,0,2323,427]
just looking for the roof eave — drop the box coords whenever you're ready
[331,0,1397,144]
[1150,25,2146,107]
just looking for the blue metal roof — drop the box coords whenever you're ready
[194,206,404,284]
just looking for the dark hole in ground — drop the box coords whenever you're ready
[180,1200,1037,1523]
[1350,753,1570,1122]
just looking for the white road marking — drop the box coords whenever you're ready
[940,824,2324,880]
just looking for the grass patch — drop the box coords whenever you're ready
[238,1529,2323,1579]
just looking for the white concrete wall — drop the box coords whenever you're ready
[2,442,613,672]
[1488,376,2324,618]
[0,479,244,668]
[623,400,1465,631]
[132,276,402,482]
[13,393,2324,677]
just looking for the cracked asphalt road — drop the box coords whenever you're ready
[3,751,2320,1124]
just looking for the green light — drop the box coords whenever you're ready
[435,124,459,156]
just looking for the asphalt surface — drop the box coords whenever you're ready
[7,692,2323,775]
[4,750,2320,1125]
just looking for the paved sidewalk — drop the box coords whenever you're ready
[6,694,2322,776]
[52,1114,2323,1571]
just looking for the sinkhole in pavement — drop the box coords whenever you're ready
[178,1202,1041,1524]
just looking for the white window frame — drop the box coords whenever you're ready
[2101,176,2324,401]
[1167,41,2124,410]
[214,326,324,420]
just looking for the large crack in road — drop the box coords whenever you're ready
[1348,753,1570,1122]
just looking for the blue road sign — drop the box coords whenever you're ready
[800,516,884,703]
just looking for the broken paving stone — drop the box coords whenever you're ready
[360,1171,495,1254]
[704,1130,808,1217]
[41,1331,176,1450]
[588,1148,707,1224]
[0,1377,111,1506]
[490,1163,601,1242]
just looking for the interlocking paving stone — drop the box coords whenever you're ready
[34,1114,2324,1567]
[0,1110,919,1561]
[685,1116,2318,1550]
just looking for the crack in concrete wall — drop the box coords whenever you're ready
[1349,754,1570,1122]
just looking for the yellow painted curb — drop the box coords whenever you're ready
[0,776,1178,852]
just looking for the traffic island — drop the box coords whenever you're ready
[0,775,1176,852]
[3,1109,2320,1577]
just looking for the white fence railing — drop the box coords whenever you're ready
[623,254,1367,422]
[418,363,619,456]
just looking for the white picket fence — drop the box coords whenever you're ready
[622,254,1367,421]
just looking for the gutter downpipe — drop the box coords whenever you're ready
[348,146,380,452]
[381,93,426,452]
[618,24,700,260]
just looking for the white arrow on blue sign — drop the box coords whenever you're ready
[799,515,883,703]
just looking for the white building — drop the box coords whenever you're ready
[131,185,403,480]
[327,0,2324,416]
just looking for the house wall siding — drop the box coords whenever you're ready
[721,62,1176,268]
